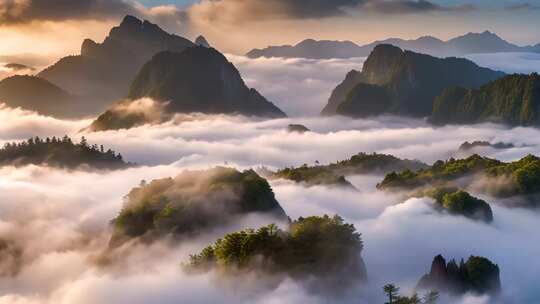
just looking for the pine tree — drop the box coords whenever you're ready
[384,284,400,304]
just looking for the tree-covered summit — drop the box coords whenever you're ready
[0,136,130,170]
[110,167,287,246]
[423,187,493,222]
[187,215,367,294]
[417,255,501,296]
[273,152,427,188]
[431,73,540,126]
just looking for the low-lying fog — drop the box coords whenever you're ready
[0,53,539,304]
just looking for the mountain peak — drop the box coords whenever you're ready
[120,15,142,28]
[195,35,210,48]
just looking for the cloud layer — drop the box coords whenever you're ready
[0,52,540,304]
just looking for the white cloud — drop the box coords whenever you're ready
[1,54,540,303]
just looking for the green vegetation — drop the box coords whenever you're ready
[378,154,540,203]
[431,73,540,126]
[274,152,426,187]
[0,136,129,169]
[110,167,286,246]
[187,215,367,293]
[383,284,439,304]
[417,255,501,296]
[328,44,504,118]
[424,188,493,222]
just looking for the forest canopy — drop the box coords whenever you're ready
[187,215,367,294]
[0,136,130,169]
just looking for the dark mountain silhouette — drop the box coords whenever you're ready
[247,31,538,59]
[417,255,501,296]
[195,35,210,48]
[431,73,540,126]
[0,75,77,117]
[89,47,286,131]
[37,15,194,116]
[323,44,505,117]
[247,39,365,59]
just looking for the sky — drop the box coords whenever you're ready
[0,0,540,68]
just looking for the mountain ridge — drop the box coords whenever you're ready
[323,44,505,117]
[89,47,286,131]
[247,31,539,59]
[37,15,195,116]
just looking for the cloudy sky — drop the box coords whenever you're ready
[0,0,540,65]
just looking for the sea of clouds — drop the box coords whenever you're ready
[0,53,540,304]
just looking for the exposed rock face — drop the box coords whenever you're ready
[417,255,501,296]
[195,35,210,48]
[247,31,534,60]
[324,44,505,118]
[321,70,363,115]
[431,73,540,126]
[38,15,194,115]
[110,167,287,246]
[89,47,286,131]
[0,75,76,117]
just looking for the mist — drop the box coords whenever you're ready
[1,54,540,304]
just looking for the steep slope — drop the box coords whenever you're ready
[321,70,363,115]
[38,15,194,115]
[431,73,540,126]
[89,47,286,131]
[0,75,76,117]
[325,44,505,117]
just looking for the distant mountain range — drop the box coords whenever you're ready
[0,75,75,117]
[247,31,540,59]
[322,44,504,118]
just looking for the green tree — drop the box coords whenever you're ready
[383,284,400,304]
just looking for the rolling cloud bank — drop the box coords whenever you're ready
[0,54,540,304]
